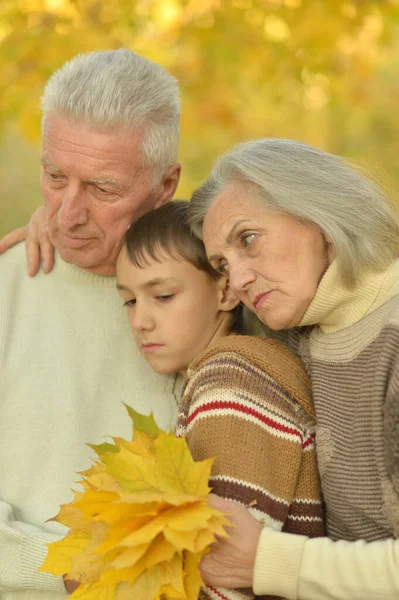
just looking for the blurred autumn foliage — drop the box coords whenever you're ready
[1,0,399,235]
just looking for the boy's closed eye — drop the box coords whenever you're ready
[123,299,136,307]
[156,294,174,302]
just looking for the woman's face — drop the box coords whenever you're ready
[202,185,331,330]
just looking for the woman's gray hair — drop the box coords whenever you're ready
[189,138,399,288]
[41,49,180,176]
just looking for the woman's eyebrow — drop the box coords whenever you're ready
[226,220,249,243]
[207,220,251,263]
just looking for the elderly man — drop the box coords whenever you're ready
[0,49,181,599]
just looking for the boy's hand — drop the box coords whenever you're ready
[0,206,54,276]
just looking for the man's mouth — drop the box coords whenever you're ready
[61,233,94,248]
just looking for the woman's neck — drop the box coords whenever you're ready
[299,260,399,334]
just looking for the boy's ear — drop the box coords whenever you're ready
[216,277,240,312]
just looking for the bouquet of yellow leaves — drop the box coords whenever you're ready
[39,405,230,600]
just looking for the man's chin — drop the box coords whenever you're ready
[56,248,116,275]
[56,246,97,268]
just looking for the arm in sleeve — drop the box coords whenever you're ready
[282,430,325,538]
[185,352,323,534]
[0,500,67,594]
[254,527,399,600]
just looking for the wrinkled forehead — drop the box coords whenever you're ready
[202,186,261,251]
[42,112,145,173]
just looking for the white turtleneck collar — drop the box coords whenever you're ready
[299,260,399,334]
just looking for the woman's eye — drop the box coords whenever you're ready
[123,299,136,307]
[216,261,229,275]
[240,232,256,247]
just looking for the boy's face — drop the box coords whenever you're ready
[116,247,231,375]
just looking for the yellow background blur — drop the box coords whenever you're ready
[1,0,399,237]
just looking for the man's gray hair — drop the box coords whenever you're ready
[41,49,180,174]
[189,138,399,288]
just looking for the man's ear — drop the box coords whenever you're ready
[154,162,182,208]
[216,277,240,312]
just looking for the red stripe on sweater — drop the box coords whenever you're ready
[208,586,231,600]
[303,433,315,449]
[187,400,303,442]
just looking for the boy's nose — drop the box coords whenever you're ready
[129,307,155,332]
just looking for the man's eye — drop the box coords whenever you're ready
[48,172,60,180]
[123,299,136,307]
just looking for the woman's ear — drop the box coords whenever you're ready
[216,277,240,312]
[324,233,335,265]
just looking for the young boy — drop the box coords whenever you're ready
[116,201,324,600]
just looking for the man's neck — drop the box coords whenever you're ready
[83,264,117,276]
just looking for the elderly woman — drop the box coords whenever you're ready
[188,138,399,600]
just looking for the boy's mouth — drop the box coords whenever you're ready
[141,343,165,354]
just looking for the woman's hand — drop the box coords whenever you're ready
[200,495,262,589]
[0,206,54,275]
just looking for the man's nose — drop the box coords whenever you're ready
[57,185,89,229]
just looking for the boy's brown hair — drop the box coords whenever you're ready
[123,200,243,332]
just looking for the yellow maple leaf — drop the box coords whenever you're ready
[39,408,230,599]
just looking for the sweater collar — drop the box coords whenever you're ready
[54,252,117,288]
[299,260,399,334]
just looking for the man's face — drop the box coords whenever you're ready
[41,114,180,275]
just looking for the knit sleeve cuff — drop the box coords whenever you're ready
[253,528,307,600]
[21,531,67,593]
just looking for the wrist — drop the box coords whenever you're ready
[253,528,307,599]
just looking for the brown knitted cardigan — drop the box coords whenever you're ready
[175,335,325,600]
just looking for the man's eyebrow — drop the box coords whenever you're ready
[86,178,123,188]
[41,156,122,188]
[41,155,63,173]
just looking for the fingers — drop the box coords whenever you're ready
[25,206,54,276]
[0,207,54,276]
[25,220,41,277]
[39,223,54,274]
[0,227,28,255]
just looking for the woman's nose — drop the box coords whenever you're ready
[229,261,255,294]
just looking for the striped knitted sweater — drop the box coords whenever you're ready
[251,260,399,600]
[175,335,325,600]
[295,259,399,543]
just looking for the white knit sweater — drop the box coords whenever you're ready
[0,244,177,599]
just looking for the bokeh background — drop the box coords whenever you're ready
[1,0,399,237]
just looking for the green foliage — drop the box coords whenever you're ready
[1,0,399,235]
